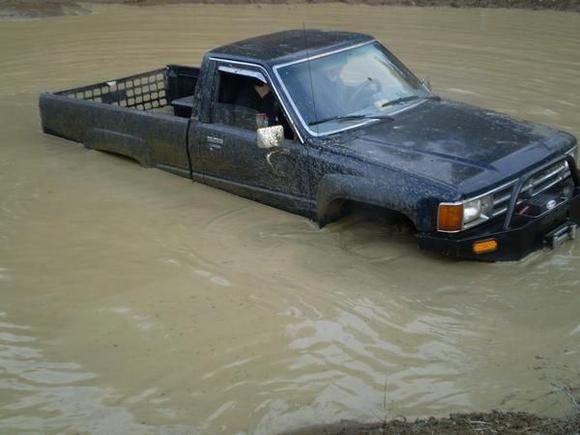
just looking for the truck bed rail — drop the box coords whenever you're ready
[55,68,169,112]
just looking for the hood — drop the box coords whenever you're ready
[343,99,576,196]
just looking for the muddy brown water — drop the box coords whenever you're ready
[1,4,580,434]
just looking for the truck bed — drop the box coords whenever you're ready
[39,65,200,175]
[53,64,199,115]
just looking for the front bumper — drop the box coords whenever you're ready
[417,187,580,261]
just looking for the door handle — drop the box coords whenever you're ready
[207,136,223,151]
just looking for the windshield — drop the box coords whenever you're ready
[276,42,429,135]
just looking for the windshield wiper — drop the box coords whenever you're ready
[308,95,440,127]
[309,113,393,127]
[381,95,439,109]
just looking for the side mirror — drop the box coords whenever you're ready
[422,76,432,92]
[257,125,284,149]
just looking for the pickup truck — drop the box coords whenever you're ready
[39,30,580,261]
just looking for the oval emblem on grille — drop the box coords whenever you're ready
[546,199,557,210]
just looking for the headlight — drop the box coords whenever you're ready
[464,196,494,225]
[463,199,482,224]
[438,194,494,232]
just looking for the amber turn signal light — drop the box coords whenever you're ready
[473,239,498,254]
[437,203,463,232]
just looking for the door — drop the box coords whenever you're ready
[193,61,312,207]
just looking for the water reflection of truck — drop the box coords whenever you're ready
[39,30,580,261]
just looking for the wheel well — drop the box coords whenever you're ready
[319,199,416,231]
[95,149,143,166]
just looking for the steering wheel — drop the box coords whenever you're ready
[346,79,382,108]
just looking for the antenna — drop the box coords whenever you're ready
[302,24,318,133]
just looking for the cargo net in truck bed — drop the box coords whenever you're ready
[56,68,167,111]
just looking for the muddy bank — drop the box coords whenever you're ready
[0,0,89,17]
[284,411,580,434]
[0,0,579,18]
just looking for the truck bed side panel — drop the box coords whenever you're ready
[39,94,190,173]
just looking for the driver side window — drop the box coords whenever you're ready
[210,68,295,140]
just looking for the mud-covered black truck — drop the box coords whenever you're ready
[39,30,580,261]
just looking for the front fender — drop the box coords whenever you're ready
[316,173,453,231]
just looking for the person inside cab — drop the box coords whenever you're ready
[235,78,276,126]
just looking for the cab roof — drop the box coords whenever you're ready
[208,29,374,66]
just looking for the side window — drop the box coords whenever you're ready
[210,67,295,140]
[211,71,259,130]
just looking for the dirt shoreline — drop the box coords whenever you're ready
[283,410,580,434]
[0,0,579,18]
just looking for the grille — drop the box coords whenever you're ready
[490,183,515,218]
[489,159,572,221]
[517,160,571,203]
